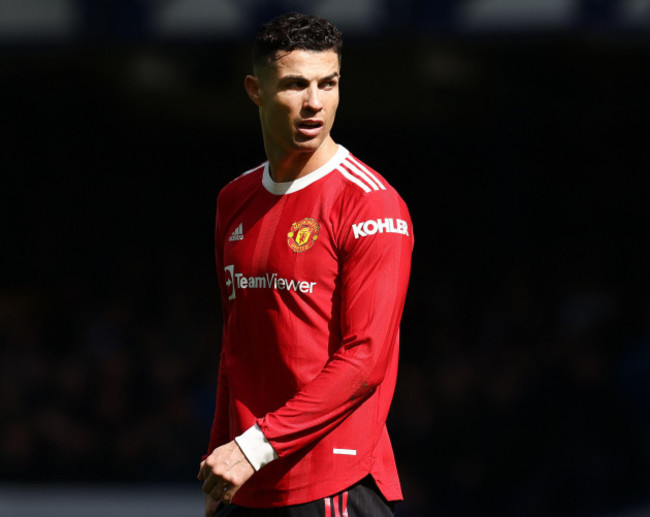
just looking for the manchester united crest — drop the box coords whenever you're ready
[287,218,320,253]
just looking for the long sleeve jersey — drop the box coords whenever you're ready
[208,145,413,508]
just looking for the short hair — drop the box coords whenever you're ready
[252,12,343,69]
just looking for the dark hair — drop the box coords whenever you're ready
[252,12,343,68]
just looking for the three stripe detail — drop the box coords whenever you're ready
[324,491,349,517]
[337,156,386,194]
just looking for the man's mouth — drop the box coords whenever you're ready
[298,120,323,129]
[297,120,324,137]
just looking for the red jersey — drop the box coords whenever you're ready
[208,145,413,508]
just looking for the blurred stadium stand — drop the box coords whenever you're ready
[0,0,649,42]
[0,0,77,39]
[2,1,650,516]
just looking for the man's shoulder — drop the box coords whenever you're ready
[218,162,266,198]
[332,151,412,249]
[336,152,404,204]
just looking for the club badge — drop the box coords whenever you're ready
[287,218,320,253]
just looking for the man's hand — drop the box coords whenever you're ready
[198,440,255,515]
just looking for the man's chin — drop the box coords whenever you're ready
[291,138,322,152]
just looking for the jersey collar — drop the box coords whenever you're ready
[262,145,349,195]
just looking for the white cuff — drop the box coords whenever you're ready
[234,424,279,471]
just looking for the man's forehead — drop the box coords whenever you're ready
[259,49,340,79]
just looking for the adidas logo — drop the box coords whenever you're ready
[229,223,244,242]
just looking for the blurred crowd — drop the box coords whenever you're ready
[0,254,219,483]
[392,259,650,515]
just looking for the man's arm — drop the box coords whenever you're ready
[206,196,231,453]
[201,196,241,514]
[246,189,413,463]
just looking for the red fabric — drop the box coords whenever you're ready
[208,148,413,507]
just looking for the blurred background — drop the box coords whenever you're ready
[1,1,650,516]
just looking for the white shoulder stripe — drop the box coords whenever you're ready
[337,165,372,193]
[343,158,382,191]
[347,156,387,190]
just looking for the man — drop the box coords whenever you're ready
[198,12,413,517]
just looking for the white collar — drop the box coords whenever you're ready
[262,145,349,195]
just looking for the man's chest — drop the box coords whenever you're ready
[220,192,341,297]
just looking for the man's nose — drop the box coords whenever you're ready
[304,86,323,111]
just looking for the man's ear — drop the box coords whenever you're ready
[244,75,262,106]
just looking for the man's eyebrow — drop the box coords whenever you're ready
[280,72,340,82]
[322,72,340,81]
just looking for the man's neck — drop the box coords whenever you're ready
[266,139,338,183]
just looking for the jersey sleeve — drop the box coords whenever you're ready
[206,192,232,455]
[256,186,414,458]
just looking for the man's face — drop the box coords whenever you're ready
[250,49,340,156]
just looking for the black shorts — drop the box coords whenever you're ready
[215,476,395,517]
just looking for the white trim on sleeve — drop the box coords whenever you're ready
[234,424,279,471]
